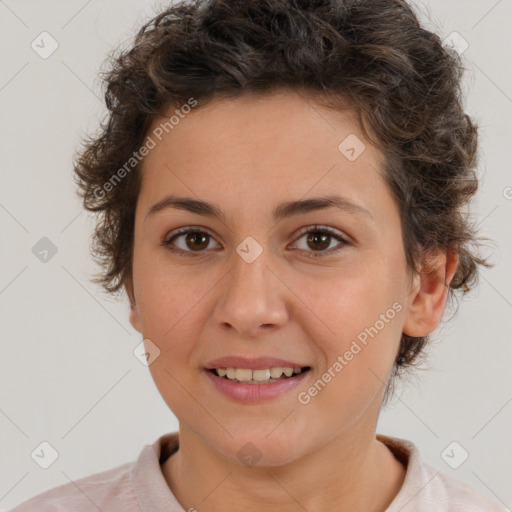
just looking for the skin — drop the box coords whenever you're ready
[125,90,458,512]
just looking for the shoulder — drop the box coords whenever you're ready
[431,470,507,512]
[378,434,508,512]
[10,460,137,512]
[10,432,181,512]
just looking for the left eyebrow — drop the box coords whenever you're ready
[145,194,374,223]
[273,195,373,221]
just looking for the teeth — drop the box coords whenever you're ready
[213,366,307,383]
[269,367,283,378]
[235,368,252,381]
[252,369,270,381]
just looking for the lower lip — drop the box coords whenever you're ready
[204,369,310,403]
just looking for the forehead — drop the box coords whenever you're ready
[147,90,370,161]
[138,90,391,222]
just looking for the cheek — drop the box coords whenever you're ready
[292,263,404,402]
[133,258,210,412]
[295,267,402,349]
[132,250,210,351]
[295,307,402,431]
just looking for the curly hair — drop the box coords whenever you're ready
[73,0,490,403]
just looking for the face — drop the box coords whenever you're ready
[127,90,422,466]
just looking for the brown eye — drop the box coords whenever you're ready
[292,225,350,259]
[305,232,332,252]
[183,232,210,251]
[162,225,350,259]
[163,228,220,256]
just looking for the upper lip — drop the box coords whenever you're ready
[205,356,310,370]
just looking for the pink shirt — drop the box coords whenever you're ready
[11,432,507,511]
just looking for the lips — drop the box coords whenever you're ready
[204,365,311,402]
[203,355,313,402]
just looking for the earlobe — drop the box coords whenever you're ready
[125,276,142,333]
[402,248,459,337]
[129,304,142,333]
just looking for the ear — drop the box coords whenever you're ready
[125,274,142,333]
[402,247,459,337]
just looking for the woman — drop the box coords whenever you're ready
[12,0,505,510]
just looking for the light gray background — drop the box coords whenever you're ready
[1,0,511,510]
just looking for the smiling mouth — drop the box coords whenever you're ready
[208,366,311,384]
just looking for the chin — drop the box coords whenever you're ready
[205,423,308,468]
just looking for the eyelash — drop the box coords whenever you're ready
[162,225,351,259]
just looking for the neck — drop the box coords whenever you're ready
[162,423,406,512]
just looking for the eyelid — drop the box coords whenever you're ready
[289,224,351,258]
[291,224,350,244]
[162,224,351,257]
[162,226,221,256]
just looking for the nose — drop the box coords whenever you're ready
[212,247,289,337]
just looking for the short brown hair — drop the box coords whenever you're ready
[73,0,490,403]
